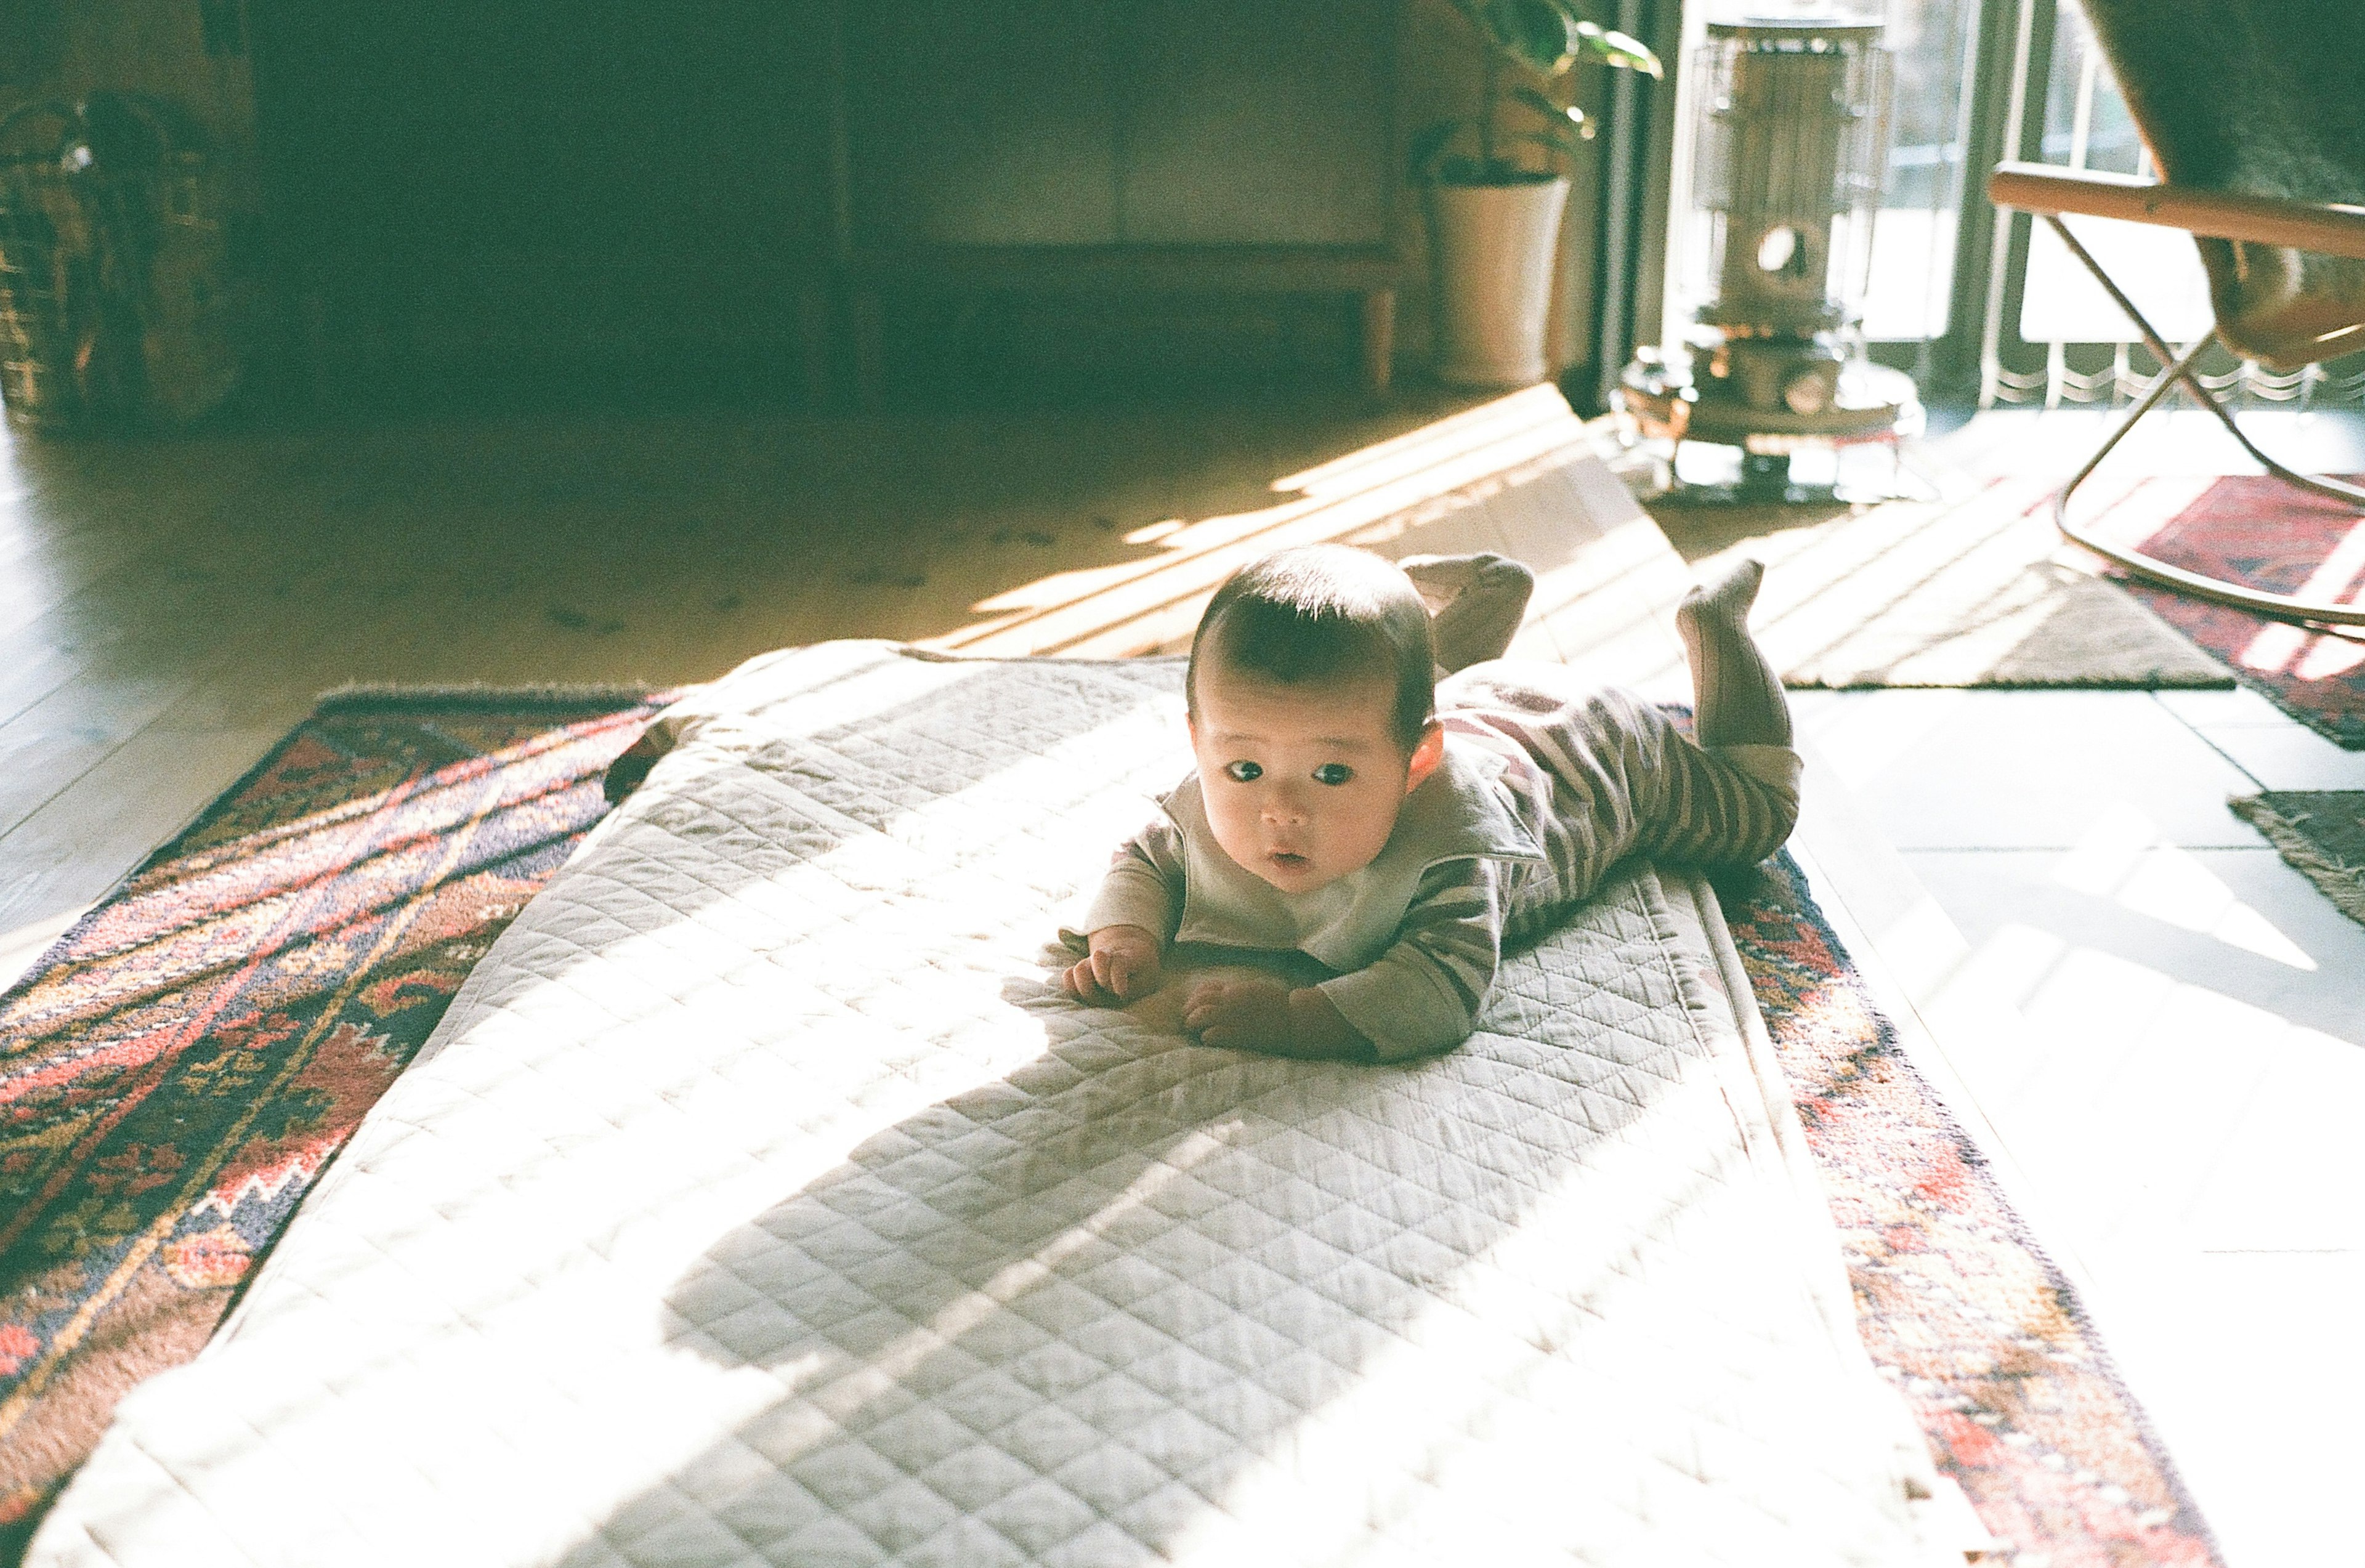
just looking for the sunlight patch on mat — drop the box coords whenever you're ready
[1269,385,1570,498]
[1166,1074,1787,1566]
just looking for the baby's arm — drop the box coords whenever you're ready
[1187,859,1504,1061]
[1061,818,1184,1006]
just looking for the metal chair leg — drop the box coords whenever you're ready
[2044,214,2365,628]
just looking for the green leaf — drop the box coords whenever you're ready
[1479,0,1580,75]
[1575,19,1662,77]
[1409,118,1465,183]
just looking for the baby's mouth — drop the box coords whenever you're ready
[1268,850,1311,871]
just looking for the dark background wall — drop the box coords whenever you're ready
[843,1,1394,250]
[0,0,1626,406]
[248,0,832,397]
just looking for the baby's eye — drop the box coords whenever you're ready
[1224,760,1263,783]
[1312,763,1354,786]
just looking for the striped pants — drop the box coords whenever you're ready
[1436,661,1801,935]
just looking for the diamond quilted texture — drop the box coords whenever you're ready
[29,646,1945,1568]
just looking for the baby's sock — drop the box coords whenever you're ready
[1676,558,1792,748]
[1401,552,1535,673]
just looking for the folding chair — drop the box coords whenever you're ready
[1987,0,2365,628]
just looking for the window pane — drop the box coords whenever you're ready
[1861,0,1979,341]
[2016,0,2212,344]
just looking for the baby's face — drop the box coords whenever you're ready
[1190,662,1437,894]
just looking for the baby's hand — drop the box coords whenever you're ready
[1173,974,1362,1059]
[1063,924,1163,1005]
[1185,977,1375,1059]
[1181,976,1292,1051]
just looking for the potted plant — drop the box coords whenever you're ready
[1412,1,1660,388]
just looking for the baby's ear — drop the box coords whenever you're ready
[1405,721,1445,793]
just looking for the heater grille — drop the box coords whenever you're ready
[1686,20,1891,336]
[1617,13,1917,503]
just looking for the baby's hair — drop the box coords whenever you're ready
[1187,545,1436,751]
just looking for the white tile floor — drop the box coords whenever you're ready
[1793,679,2365,1568]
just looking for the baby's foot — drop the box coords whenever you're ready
[1401,552,1535,673]
[1676,559,1791,748]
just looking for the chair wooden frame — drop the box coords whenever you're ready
[1989,160,2365,628]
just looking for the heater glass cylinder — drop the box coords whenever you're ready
[1681,18,1893,336]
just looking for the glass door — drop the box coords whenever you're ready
[1644,0,2365,413]
[1859,0,1982,348]
[1971,0,2365,411]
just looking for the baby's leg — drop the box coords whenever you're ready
[1400,552,1535,674]
[1628,706,1800,869]
[1442,667,1799,891]
[1676,557,1790,748]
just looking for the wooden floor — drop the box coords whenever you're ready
[4,387,2358,1567]
[0,384,1691,973]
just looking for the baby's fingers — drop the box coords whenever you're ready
[1064,958,1114,1005]
[1182,992,1236,1033]
[1091,948,1141,1000]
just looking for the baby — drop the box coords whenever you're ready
[1061,543,1800,1061]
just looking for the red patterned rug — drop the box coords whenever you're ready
[1721,862,2222,1567]
[0,691,666,1559]
[2096,473,2365,746]
[2,692,2221,1566]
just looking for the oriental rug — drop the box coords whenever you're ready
[0,690,668,1562]
[1720,860,2222,1567]
[2101,474,2365,748]
[2,689,2221,1567]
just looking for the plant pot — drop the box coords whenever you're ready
[1425,176,1569,389]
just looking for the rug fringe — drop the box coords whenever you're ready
[1786,673,2235,691]
[2228,793,2365,923]
[313,681,676,715]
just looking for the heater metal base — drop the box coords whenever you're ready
[1615,358,1920,507]
[1646,457,1848,510]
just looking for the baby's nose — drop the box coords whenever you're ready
[1261,789,1309,824]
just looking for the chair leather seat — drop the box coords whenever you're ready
[2083,0,2365,369]
[2205,238,2365,369]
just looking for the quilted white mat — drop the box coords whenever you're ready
[32,643,1952,1567]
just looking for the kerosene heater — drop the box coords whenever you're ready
[1619,12,1917,501]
